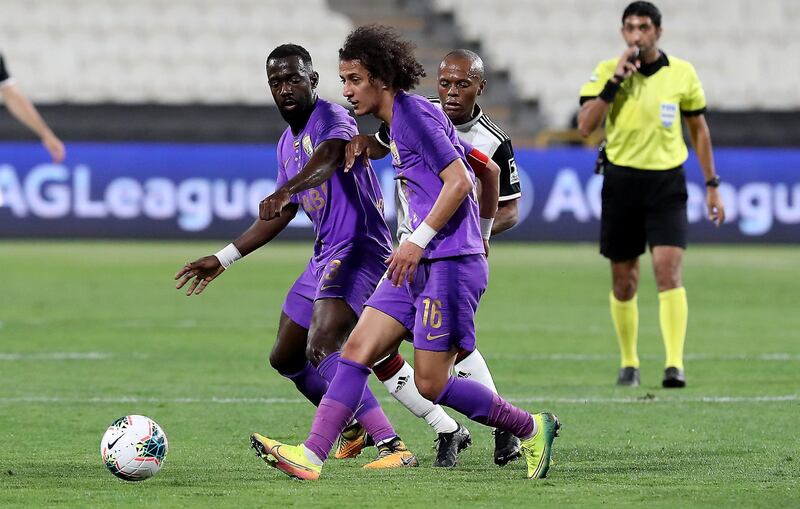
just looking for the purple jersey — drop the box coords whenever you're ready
[388,91,484,259]
[276,98,392,260]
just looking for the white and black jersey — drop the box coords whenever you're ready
[375,97,521,201]
[0,53,13,88]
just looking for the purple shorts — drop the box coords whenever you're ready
[282,244,388,329]
[365,254,489,352]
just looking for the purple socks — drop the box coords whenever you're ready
[281,361,328,406]
[435,376,534,439]
[305,357,397,461]
[317,352,396,443]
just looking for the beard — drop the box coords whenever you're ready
[278,96,316,130]
[278,105,306,125]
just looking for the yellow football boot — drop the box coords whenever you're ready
[363,437,419,469]
[335,423,369,459]
[520,413,561,479]
[250,433,321,481]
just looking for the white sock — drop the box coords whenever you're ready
[381,360,459,434]
[454,349,498,394]
[301,444,323,466]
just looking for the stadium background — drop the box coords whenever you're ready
[2,0,799,243]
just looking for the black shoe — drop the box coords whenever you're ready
[433,423,471,467]
[493,428,521,466]
[617,367,640,387]
[662,367,686,388]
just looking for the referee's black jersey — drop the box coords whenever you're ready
[376,97,521,201]
[0,53,12,86]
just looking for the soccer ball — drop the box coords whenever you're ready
[100,415,168,481]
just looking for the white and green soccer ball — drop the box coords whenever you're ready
[100,415,168,481]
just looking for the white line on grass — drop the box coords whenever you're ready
[0,395,796,405]
[0,352,112,361]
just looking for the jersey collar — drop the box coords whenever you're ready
[638,51,670,77]
[454,104,483,132]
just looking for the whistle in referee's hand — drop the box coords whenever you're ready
[627,46,640,64]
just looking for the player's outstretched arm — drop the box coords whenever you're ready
[174,204,299,296]
[685,114,725,226]
[387,159,473,286]
[1,84,65,162]
[344,134,390,171]
[260,139,346,220]
[174,255,226,296]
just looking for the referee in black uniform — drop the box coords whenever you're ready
[577,2,725,388]
[0,51,65,162]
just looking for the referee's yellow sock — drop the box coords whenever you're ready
[610,292,639,368]
[659,287,688,370]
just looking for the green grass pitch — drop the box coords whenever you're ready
[1,241,798,508]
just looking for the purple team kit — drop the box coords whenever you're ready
[276,98,392,330]
[365,91,489,353]
[275,97,400,446]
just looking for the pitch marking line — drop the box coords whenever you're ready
[0,352,151,361]
[0,395,796,405]
[0,352,112,361]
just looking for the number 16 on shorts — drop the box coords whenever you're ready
[419,297,450,346]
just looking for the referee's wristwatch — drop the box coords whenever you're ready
[705,175,721,188]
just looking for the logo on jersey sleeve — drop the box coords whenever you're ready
[302,135,314,157]
[389,141,402,166]
[508,158,520,185]
[660,103,677,128]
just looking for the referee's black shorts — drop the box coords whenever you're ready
[600,163,688,261]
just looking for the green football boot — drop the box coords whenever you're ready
[520,412,561,479]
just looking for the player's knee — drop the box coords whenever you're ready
[305,342,335,366]
[613,272,639,300]
[613,280,637,301]
[655,271,682,292]
[268,348,301,375]
[306,329,344,365]
[414,373,445,402]
[340,330,370,363]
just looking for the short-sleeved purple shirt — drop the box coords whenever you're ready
[388,91,484,259]
[276,98,392,260]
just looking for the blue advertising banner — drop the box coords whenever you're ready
[1,142,798,242]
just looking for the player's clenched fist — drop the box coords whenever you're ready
[174,255,225,296]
